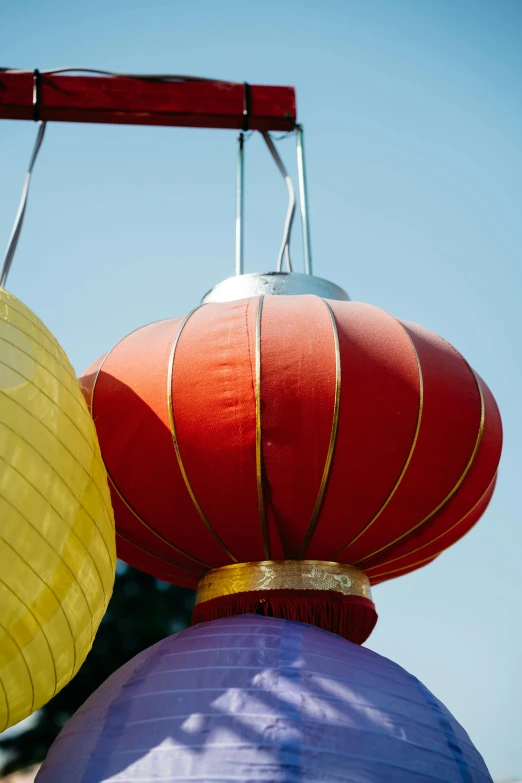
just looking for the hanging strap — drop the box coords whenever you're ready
[0,120,47,289]
[262,132,296,273]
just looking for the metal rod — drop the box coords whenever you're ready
[262,131,295,273]
[296,124,312,275]
[235,132,245,275]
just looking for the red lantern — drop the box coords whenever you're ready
[80,275,502,644]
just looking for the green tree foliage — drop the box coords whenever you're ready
[0,563,195,775]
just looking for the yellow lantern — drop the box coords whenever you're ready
[0,288,116,730]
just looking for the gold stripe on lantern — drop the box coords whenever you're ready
[195,560,372,605]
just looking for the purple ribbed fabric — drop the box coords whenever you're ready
[36,615,492,783]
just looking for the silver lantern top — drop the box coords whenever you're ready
[202,271,349,303]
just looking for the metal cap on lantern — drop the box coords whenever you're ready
[79,123,502,646]
[202,270,350,303]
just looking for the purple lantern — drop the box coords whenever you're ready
[37,615,492,782]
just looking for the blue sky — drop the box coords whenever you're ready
[1,1,521,778]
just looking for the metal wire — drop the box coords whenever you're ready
[0,67,217,82]
[268,131,296,142]
[262,132,295,273]
[0,122,47,289]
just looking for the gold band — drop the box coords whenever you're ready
[195,560,372,605]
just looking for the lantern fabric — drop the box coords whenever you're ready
[36,615,493,782]
[80,295,502,640]
[0,289,116,730]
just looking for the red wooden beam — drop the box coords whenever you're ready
[0,71,296,131]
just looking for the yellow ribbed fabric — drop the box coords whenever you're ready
[0,289,116,731]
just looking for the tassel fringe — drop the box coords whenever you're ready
[191,589,377,645]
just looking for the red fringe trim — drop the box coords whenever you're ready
[191,589,378,645]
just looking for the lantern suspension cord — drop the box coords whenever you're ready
[296,125,313,275]
[0,121,47,289]
[262,132,295,273]
[235,133,245,275]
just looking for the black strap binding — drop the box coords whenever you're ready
[242,82,251,132]
[33,68,41,122]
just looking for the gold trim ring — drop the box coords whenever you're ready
[195,560,372,605]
